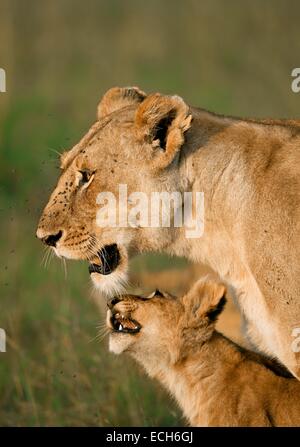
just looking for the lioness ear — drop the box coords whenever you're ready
[97,86,147,119]
[135,93,192,169]
[182,276,227,323]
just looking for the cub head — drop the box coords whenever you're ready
[36,86,192,296]
[106,276,227,368]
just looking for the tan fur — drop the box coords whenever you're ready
[36,86,300,377]
[107,278,300,427]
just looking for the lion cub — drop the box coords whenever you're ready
[107,276,300,427]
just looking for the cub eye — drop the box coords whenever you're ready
[79,170,93,187]
[155,289,164,297]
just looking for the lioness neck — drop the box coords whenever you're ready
[168,109,250,272]
[166,109,298,365]
[171,107,296,271]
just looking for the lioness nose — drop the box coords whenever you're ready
[40,230,63,247]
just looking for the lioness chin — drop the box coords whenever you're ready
[36,86,300,378]
[107,276,300,427]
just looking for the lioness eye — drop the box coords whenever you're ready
[79,170,92,186]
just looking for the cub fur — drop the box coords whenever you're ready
[107,277,300,427]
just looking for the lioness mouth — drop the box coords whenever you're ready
[88,243,120,276]
[110,312,141,334]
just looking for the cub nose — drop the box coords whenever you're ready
[40,230,63,247]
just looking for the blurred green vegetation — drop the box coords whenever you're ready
[0,0,300,426]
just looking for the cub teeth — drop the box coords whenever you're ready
[118,324,123,331]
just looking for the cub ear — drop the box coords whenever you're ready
[135,93,192,169]
[182,276,227,323]
[97,86,147,119]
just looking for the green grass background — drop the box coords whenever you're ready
[0,0,300,426]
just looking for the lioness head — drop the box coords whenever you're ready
[36,87,192,295]
[107,276,226,367]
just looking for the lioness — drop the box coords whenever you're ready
[36,86,300,377]
[107,277,300,427]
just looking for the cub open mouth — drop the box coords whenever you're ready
[110,312,141,334]
[88,243,120,276]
